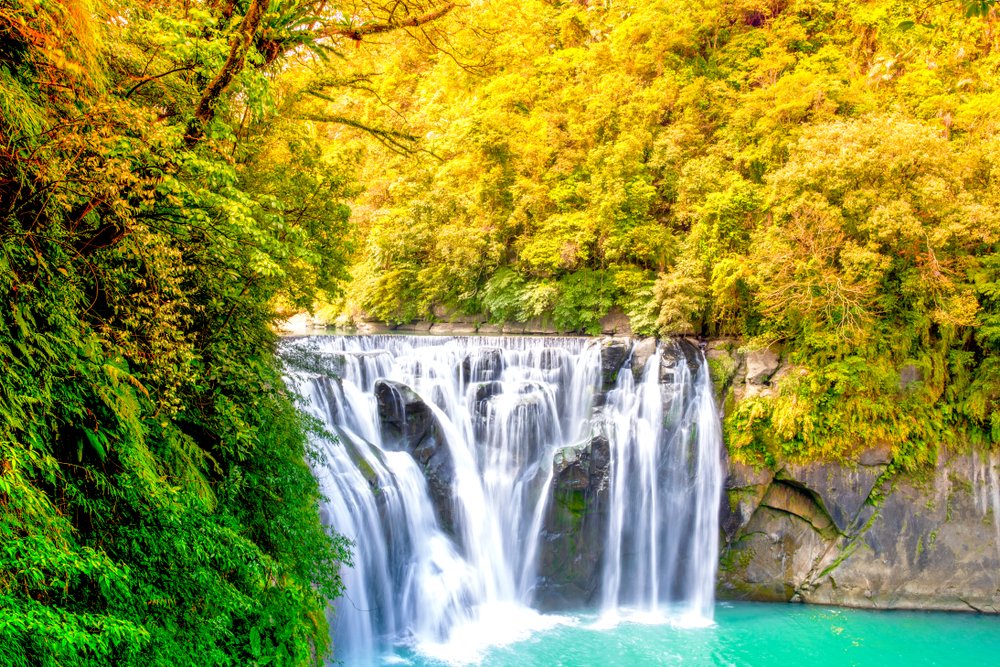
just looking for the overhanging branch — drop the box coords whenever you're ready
[295,112,419,154]
[185,0,267,145]
[319,3,456,42]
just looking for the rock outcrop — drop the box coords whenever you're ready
[599,338,632,391]
[719,449,1000,613]
[461,347,505,383]
[535,432,611,610]
[374,379,457,535]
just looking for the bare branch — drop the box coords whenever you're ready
[124,66,194,99]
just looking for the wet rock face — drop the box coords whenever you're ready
[461,347,505,383]
[535,433,612,610]
[374,380,430,445]
[719,460,773,546]
[374,380,457,535]
[775,460,887,535]
[659,338,701,382]
[718,449,1000,613]
[469,380,503,441]
[600,338,632,391]
[630,337,657,382]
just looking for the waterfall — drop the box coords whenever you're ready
[599,347,723,623]
[283,335,723,663]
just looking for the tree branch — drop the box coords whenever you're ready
[124,66,194,99]
[185,0,267,145]
[294,111,419,154]
[319,3,456,41]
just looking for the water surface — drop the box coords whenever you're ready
[385,602,1000,666]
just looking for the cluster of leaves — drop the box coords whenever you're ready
[320,0,1000,465]
[0,0,457,663]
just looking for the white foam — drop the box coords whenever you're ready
[411,602,575,665]
[590,606,715,631]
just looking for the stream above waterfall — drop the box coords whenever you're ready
[283,334,723,665]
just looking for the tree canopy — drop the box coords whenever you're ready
[319,0,1000,466]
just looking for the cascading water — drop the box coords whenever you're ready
[600,349,723,623]
[282,335,723,663]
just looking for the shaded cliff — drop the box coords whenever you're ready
[707,340,1000,613]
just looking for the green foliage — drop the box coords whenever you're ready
[481,268,529,323]
[0,0,454,662]
[552,270,615,335]
[479,267,618,333]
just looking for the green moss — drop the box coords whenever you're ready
[949,473,974,496]
[707,354,737,390]
[557,489,587,518]
[726,486,759,513]
[719,540,755,573]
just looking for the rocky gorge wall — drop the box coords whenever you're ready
[720,449,1000,613]
[706,340,1000,613]
[309,332,1000,614]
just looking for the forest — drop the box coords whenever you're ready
[326,0,1000,470]
[1,0,999,665]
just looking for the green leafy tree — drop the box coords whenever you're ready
[0,0,455,664]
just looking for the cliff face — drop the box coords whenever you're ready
[707,339,1000,613]
[719,449,1000,613]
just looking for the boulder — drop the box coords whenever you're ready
[705,338,742,397]
[374,380,457,535]
[535,432,612,610]
[470,380,503,440]
[461,347,505,383]
[411,428,456,536]
[745,346,781,384]
[374,380,432,446]
[630,337,657,382]
[599,338,632,391]
[659,338,701,382]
